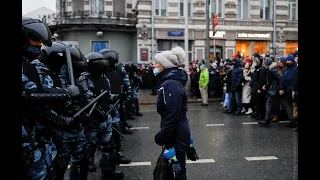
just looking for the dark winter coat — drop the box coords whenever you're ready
[154,67,191,165]
[231,59,244,92]
[266,62,284,97]
[224,67,233,93]
[293,67,298,96]
[282,62,297,96]
[250,64,267,95]
[208,67,218,88]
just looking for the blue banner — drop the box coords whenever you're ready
[92,41,109,53]
[168,31,184,36]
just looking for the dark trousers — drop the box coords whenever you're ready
[252,93,266,117]
[229,91,242,112]
[265,95,294,122]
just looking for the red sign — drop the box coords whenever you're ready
[140,49,149,61]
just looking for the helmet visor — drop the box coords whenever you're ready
[24,22,52,46]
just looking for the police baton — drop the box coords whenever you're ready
[110,125,124,138]
[73,90,108,118]
[65,44,75,85]
[104,99,125,138]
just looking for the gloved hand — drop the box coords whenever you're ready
[66,85,80,98]
[186,137,199,161]
[61,116,75,125]
[163,148,181,179]
[111,94,120,102]
[171,162,181,179]
[75,113,90,123]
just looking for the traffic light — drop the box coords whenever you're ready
[212,14,219,36]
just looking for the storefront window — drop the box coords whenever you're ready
[286,41,298,55]
[254,41,268,54]
[236,41,250,57]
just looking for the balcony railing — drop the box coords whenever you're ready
[43,11,137,27]
[152,17,297,28]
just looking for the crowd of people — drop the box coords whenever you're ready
[22,16,297,180]
[187,52,298,131]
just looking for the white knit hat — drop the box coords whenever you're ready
[155,46,185,69]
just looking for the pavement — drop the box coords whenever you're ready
[138,89,223,105]
[65,102,298,180]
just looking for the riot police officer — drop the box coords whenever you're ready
[121,64,135,120]
[125,63,143,116]
[99,49,132,164]
[78,52,125,179]
[42,42,90,180]
[22,16,80,180]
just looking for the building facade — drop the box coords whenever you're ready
[48,0,137,61]
[135,0,298,63]
[24,7,56,25]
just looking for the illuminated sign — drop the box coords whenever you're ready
[209,31,226,38]
[237,33,270,39]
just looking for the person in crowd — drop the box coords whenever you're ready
[280,54,297,128]
[199,64,209,106]
[148,63,158,96]
[153,46,193,180]
[241,62,253,115]
[250,56,267,120]
[222,61,233,111]
[258,58,284,126]
[278,57,287,73]
[191,66,201,98]
[230,58,243,115]
[208,62,218,97]
[292,55,298,132]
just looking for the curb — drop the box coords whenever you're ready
[139,98,223,105]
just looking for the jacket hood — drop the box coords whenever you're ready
[269,62,278,70]
[157,67,187,86]
[233,58,241,68]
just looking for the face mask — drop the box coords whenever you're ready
[153,68,160,76]
[252,62,257,67]
[24,45,43,61]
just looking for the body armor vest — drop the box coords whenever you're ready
[105,67,123,94]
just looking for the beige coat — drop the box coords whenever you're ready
[242,69,252,104]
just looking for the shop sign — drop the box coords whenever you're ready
[168,31,184,36]
[237,33,270,39]
[209,31,226,38]
[140,48,149,61]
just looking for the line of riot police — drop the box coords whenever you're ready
[22,16,143,180]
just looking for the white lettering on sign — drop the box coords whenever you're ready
[209,31,226,38]
[237,33,270,39]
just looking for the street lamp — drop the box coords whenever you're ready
[53,33,59,39]
[96,31,103,37]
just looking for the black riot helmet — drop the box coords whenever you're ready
[41,42,67,74]
[99,49,119,69]
[86,52,109,76]
[42,43,86,77]
[22,16,52,48]
[22,16,52,61]
[69,46,87,77]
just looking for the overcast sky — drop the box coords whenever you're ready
[23,0,56,15]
